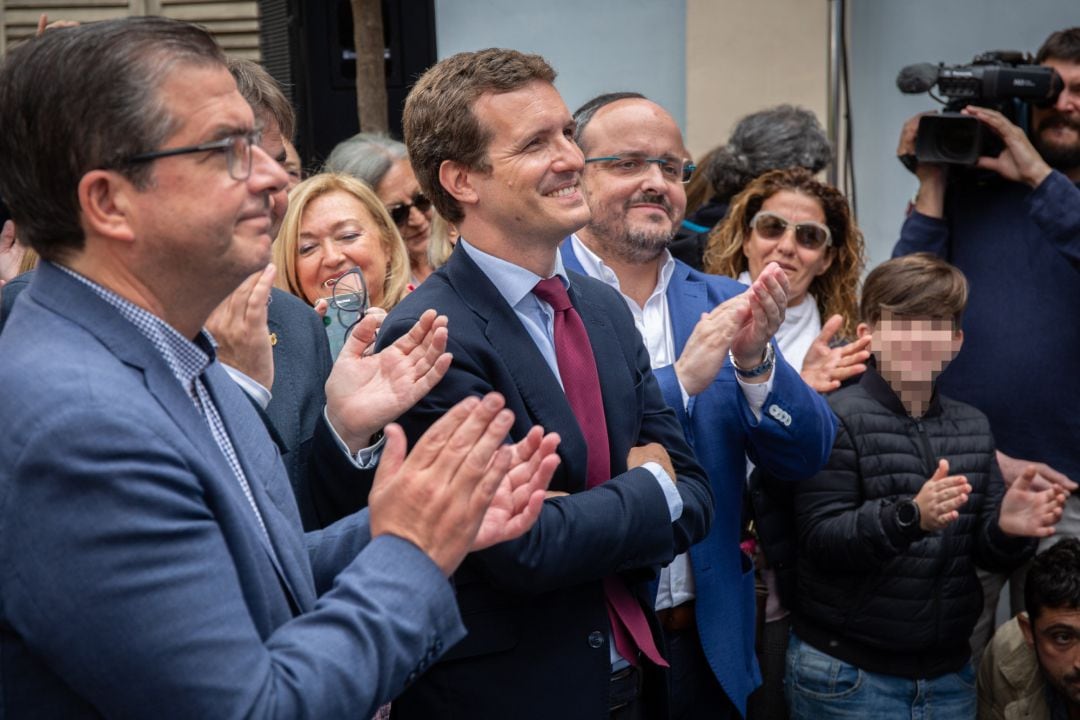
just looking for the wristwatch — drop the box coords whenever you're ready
[730,343,775,379]
[896,499,921,533]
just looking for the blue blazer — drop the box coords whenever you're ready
[0,262,463,718]
[0,268,30,334]
[377,244,714,720]
[564,245,837,716]
[2,273,373,531]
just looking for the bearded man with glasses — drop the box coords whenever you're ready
[561,92,837,720]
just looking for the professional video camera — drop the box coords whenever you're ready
[896,51,1062,165]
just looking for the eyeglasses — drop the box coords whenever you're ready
[123,130,263,181]
[323,267,370,329]
[584,154,696,183]
[320,267,369,358]
[387,193,432,227]
[749,211,832,250]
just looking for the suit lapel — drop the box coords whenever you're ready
[201,365,314,612]
[665,264,709,356]
[447,247,590,491]
[559,236,586,275]
[32,263,310,613]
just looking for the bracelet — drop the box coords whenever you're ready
[729,343,775,379]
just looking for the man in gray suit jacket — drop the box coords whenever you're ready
[0,17,557,718]
[0,59,365,531]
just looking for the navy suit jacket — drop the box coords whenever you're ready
[564,245,837,716]
[2,272,372,531]
[263,287,376,529]
[0,262,463,718]
[376,244,714,720]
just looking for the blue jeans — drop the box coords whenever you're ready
[785,633,976,720]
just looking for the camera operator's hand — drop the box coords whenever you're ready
[897,113,947,218]
[964,105,1054,188]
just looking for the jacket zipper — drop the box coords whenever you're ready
[914,415,947,651]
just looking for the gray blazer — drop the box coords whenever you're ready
[2,274,373,530]
[0,261,463,718]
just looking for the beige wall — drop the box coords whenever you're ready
[685,0,830,160]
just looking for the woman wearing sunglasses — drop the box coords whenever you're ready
[324,133,438,287]
[273,173,410,315]
[704,167,867,391]
[702,167,867,720]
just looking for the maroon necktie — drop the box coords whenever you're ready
[532,277,667,668]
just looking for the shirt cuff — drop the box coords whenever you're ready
[676,376,691,411]
[322,407,386,469]
[643,461,683,521]
[223,364,272,410]
[737,371,773,421]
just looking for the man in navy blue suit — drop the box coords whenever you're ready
[563,92,837,719]
[0,18,556,718]
[380,49,714,719]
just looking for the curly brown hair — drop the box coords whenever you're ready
[702,167,865,339]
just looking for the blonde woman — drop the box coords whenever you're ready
[324,133,437,286]
[274,173,410,312]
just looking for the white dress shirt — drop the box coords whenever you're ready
[568,235,774,611]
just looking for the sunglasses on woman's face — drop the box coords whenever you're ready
[387,193,432,227]
[749,211,832,250]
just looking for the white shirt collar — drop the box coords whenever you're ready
[568,233,675,302]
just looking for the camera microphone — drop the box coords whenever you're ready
[896,63,941,94]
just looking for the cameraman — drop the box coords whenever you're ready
[893,26,1080,661]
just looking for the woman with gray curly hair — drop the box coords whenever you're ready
[672,105,832,269]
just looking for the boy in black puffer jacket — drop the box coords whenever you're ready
[786,253,1067,719]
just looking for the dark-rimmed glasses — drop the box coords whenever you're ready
[584,154,696,183]
[123,130,263,181]
[387,193,433,227]
[749,211,832,250]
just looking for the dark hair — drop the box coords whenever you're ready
[706,105,832,203]
[0,17,226,262]
[703,167,864,339]
[228,57,295,142]
[1026,538,1080,622]
[403,48,556,224]
[572,92,647,152]
[1036,27,1080,64]
[859,253,968,328]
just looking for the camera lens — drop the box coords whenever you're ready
[915,113,983,165]
[936,122,978,162]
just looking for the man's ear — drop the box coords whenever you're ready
[438,159,479,208]
[856,321,873,340]
[77,169,137,244]
[1018,611,1035,648]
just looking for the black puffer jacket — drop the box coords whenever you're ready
[792,366,1034,679]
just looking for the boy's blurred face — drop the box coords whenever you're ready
[864,311,963,391]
